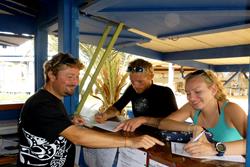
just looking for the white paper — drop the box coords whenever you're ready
[93,121,120,132]
[80,102,101,127]
[82,147,118,167]
[171,142,245,163]
[117,148,147,167]
[148,159,169,167]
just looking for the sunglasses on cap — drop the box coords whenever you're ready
[185,69,213,81]
[186,69,205,76]
[51,56,77,68]
[127,66,145,72]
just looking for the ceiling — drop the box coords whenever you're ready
[0,33,33,47]
[0,0,249,72]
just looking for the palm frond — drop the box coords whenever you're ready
[78,43,130,112]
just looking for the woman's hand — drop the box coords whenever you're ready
[184,125,217,156]
[184,141,217,156]
[191,125,203,138]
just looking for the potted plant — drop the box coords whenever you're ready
[79,43,129,119]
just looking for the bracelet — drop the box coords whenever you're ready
[124,136,127,147]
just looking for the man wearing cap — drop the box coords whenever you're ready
[17,54,164,167]
[95,58,178,132]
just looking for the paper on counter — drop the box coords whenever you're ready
[117,148,147,167]
[149,159,169,167]
[171,142,245,163]
[93,121,120,132]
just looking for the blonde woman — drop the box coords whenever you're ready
[158,70,247,156]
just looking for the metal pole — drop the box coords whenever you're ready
[79,25,112,91]
[76,23,124,114]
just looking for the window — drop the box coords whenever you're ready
[0,40,34,104]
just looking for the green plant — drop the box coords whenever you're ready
[94,53,129,112]
[79,43,129,113]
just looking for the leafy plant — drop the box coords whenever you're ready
[94,53,129,112]
[79,43,129,113]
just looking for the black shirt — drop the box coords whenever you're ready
[114,84,178,117]
[17,89,75,167]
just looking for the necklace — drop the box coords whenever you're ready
[217,101,221,114]
[198,101,220,128]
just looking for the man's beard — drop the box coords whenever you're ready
[65,86,76,96]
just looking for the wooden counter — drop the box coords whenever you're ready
[93,125,245,167]
[0,155,17,165]
[132,126,244,167]
[147,142,244,167]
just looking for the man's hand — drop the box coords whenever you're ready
[95,112,109,123]
[71,115,85,126]
[95,106,119,123]
[127,134,165,150]
[114,117,146,132]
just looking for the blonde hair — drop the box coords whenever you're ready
[43,53,84,82]
[185,70,228,101]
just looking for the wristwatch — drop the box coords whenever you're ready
[215,142,226,156]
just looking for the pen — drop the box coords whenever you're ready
[192,130,205,142]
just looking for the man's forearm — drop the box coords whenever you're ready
[143,117,162,128]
